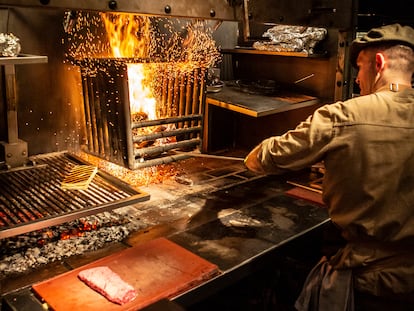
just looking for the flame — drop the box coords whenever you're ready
[100,12,150,58]
[101,12,158,120]
[67,13,221,125]
[127,64,157,118]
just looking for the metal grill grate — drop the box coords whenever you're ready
[79,60,206,170]
[0,152,150,239]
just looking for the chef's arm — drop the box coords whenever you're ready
[244,139,292,175]
[244,144,266,174]
[244,105,334,175]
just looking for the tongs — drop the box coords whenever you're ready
[173,150,245,161]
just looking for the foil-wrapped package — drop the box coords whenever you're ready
[253,25,327,54]
[0,33,21,57]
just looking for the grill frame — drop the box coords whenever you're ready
[0,152,150,239]
[79,59,207,169]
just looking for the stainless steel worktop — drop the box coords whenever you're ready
[206,85,320,118]
[1,157,329,310]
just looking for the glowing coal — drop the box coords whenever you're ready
[0,210,143,277]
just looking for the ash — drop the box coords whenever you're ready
[0,208,144,277]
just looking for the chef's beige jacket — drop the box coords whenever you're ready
[254,85,414,299]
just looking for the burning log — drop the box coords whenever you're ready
[131,111,149,122]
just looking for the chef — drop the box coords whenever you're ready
[244,23,414,310]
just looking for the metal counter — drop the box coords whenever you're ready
[1,159,329,310]
[206,85,320,118]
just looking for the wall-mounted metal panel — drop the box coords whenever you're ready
[246,0,357,31]
[0,0,240,21]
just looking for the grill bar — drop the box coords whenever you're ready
[134,138,201,158]
[133,126,202,144]
[7,168,57,217]
[130,153,191,169]
[0,173,51,221]
[0,152,150,239]
[24,166,84,212]
[131,115,202,129]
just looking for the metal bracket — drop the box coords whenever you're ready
[0,54,48,168]
[0,140,28,169]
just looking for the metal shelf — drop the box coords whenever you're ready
[206,85,320,118]
[0,53,48,65]
[222,48,328,58]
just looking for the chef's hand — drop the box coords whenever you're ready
[244,145,266,174]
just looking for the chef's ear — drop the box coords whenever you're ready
[375,52,386,72]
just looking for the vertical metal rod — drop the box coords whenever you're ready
[97,72,111,158]
[88,79,99,154]
[242,0,251,41]
[104,79,115,161]
[121,64,135,170]
[192,68,200,115]
[161,71,168,117]
[185,72,193,132]
[178,73,186,129]
[199,68,206,115]
[172,73,179,118]
[4,64,18,143]
[94,75,105,156]
[167,76,174,117]
[191,68,200,138]
[81,73,93,153]
[198,67,207,145]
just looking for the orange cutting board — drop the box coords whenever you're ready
[32,237,220,311]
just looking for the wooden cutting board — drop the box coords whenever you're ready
[32,238,219,311]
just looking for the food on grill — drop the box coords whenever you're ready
[61,165,98,190]
[78,266,137,305]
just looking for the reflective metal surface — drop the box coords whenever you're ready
[1,166,330,309]
[0,0,239,21]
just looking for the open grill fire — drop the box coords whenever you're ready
[69,12,220,169]
[79,60,206,169]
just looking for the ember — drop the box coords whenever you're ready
[64,12,221,79]
[75,151,182,187]
[0,209,144,276]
